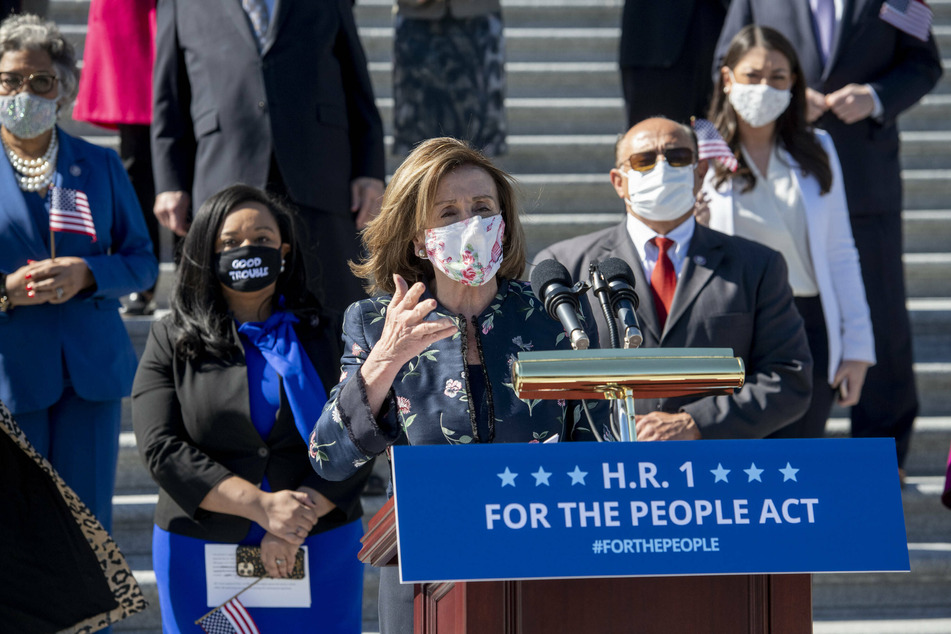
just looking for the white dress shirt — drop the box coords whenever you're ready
[625,213,695,285]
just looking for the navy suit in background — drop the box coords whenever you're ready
[715,0,942,465]
[0,129,158,530]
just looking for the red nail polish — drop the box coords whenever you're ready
[26,283,32,291]
[24,273,31,279]
[27,290,34,298]
[27,259,35,264]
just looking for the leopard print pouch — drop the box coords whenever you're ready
[235,545,305,579]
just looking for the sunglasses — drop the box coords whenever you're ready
[621,147,697,172]
[0,72,58,95]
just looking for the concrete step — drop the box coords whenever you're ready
[352,0,623,30]
[812,543,951,612]
[828,417,951,478]
[369,60,623,100]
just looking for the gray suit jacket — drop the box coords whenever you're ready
[151,0,385,213]
[535,221,812,439]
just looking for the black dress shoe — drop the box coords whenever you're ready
[122,291,157,316]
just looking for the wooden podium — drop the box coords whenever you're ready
[359,497,812,633]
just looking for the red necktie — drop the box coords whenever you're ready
[650,237,677,328]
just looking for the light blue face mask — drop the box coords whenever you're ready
[0,92,58,139]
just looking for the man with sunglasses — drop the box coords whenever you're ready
[535,117,812,441]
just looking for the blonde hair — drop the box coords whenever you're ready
[352,137,526,295]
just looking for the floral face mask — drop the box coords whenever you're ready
[424,214,505,287]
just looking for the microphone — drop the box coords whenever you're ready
[530,259,590,350]
[598,257,643,349]
[588,262,620,349]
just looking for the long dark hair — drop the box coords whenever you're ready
[169,184,318,360]
[708,25,832,194]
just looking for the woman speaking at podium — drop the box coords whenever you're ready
[309,137,602,632]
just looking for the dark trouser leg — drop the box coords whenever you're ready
[849,213,918,467]
[378,565,415,634]
[118,123,160,290]
[768,295,834,439]
[294,205,367,314]
[265,155,367,314]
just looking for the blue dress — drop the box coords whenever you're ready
[152,327,363,633]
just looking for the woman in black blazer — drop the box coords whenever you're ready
[132,185,371,633]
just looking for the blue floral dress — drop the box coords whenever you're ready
[308,278,602,481]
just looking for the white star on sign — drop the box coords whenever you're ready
[711,463,730,483]
[497,467,518,487]
[779,462,799,482]
[567,466,588,485]
[531,466,552,486]
[744,463,764,482]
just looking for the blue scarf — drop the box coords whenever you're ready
[238,310,327,443]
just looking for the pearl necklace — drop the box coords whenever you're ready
[2,131,58,192]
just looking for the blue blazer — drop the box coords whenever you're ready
[0,129,158,414]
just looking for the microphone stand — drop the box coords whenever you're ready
[589,264,635,441]
[589,263,620,350]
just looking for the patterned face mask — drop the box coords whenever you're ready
[0,92,58,139]
[424,214,505,287]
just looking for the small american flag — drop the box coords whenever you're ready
[693,118,738,172]
[49,187,97,242]
[880,0,933,42]
[197,597,260,634]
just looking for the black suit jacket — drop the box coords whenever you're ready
[151,0,385,213]
[620,0,730,68]
[132,313,371,542]
[535,221,813,439]
[715,0,942,215]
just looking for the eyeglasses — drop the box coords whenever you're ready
[620,147,697,172]
[0,72,58,95]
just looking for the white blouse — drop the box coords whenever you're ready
[735,144,819,297]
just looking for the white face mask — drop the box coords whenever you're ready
[624,161,696,221]
[727,72,792,128]
[424,214,505,286]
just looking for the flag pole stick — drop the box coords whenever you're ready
[194,576,264,625]
[48,185,55,259]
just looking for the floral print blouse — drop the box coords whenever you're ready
[308,278,602,481]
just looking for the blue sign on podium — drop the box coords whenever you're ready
[391,439,908,583]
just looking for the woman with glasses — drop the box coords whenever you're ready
[308,137,604,633]
[701,25,874,439]
[0,14,157,533]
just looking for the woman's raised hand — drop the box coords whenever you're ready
[359,274,457,416]
[370,274,457,368]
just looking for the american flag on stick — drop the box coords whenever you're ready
[196,596,260,634]
[49,187,96,242]
[693,118,738,172]
[880,0,933,42]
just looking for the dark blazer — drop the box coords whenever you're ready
[714,0,942,215]
[132,313,371,542]
[0,130,157,414]
[620,0,730,68]
[151,0,385,213]
[535,221,813,439]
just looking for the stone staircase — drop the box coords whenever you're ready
[43,0,951,631]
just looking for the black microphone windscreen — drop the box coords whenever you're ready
[530,259,573,299]
[598,257,637,287]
